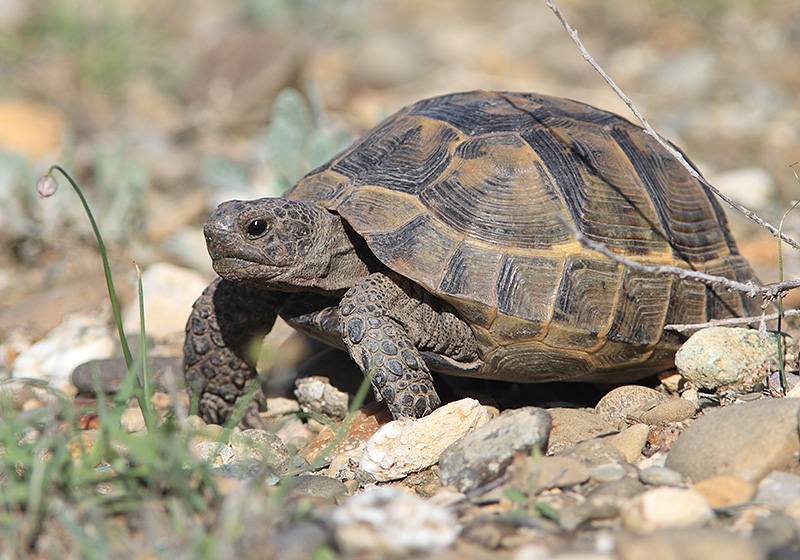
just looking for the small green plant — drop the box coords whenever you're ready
[262,87,354,194]
[0,166,222,557]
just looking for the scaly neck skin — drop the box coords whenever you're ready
[268,209,374,294]
[296,211,374,294]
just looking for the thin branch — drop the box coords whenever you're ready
[546,1,800,252]
[665,308,800,333]
[558,216,799,301]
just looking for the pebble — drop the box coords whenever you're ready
[438,406,551,493]
[693,476,757,508]
[229,429,290,467]
[589,463,631,483]
[633,398,696,425]
[359,398,491,482]
[526,456,590,492]
[608,423,650,462]
[665,398,800,482]
[638,466,687,487]
[71,356,184,394]
[11,314,115,391]
[555,438,627,469]
[594,386,670,429]
[294,376,350,420]
[283,474,348,504]
[754,471,800,511]
[299,402,392,475]
[675,327,782,392]
[332,486,459,557]
[622,487,713,531]
[616,528,768,560]
[121,262,209,343]
[546,407,617,453]
[120,407,146,432]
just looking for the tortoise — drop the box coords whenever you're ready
[184,90,760,424]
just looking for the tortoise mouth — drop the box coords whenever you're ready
[211,255,285,282]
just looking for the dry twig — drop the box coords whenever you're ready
[546,0,800,253]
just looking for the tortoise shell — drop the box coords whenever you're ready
[284,91,758,382]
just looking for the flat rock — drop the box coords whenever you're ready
[525,455,590,492]
[675,327,782,392]
[546,407,617,453]
[594,386,671,429]
[71,356,183,394]
[284,474,348,503]
[633,398,697,424]
[638,466,687,487]
[554,437,627,469]
[622,487,713,531]
[438,406,551,492]
[359,398,491,482]
[665,398,800,482]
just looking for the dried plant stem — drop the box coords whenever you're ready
[665,308,800,333]
[546,1,800,252]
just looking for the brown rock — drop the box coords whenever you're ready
[692,476,756,508]
[595,386,670,429]
[665,398,800,482]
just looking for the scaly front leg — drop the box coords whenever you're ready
[184,278,278,425]
[339,273,441,419]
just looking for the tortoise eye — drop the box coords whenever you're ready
[246,218,269,238]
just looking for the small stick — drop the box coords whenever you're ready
[664,308,800,333]
[546,1,800,252]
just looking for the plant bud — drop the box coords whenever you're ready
[36,174,58,198]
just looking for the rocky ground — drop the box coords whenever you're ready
[2,1,800,558]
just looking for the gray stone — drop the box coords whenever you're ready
[526,456,590,492]
[638,466,687,487]
[594,386,671,429]
[546,407,617,453]
[284,474,348,502]
[438,406,551,492]
[665,398,800,482]
[294,376,350,420]
[71,356,184,394]
[675,327,783,392]
[755,471,800,510]
[555,437,627,469]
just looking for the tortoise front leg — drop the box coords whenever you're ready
[184,278,279,425]
[339,273,442,419]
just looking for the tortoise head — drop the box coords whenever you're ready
[204,198,338,289]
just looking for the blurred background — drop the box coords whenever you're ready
[1,0,799,367]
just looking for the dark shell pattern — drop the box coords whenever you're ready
[285,91,759,383]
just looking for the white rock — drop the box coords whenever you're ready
[359,398,491,481]
[122,262,209,342]
[623,487,713,532]
[333,486,459,557]
[11,314,115,390]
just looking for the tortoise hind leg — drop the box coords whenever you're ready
[183,278,279,425]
